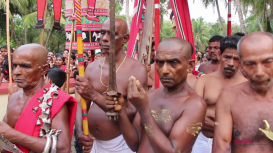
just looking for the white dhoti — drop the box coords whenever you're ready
[191,132,213,153]
[91,135,135,153]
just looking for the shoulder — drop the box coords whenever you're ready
[127,56,146,71]
[219,82,248,103]
[86,58,103,71]
[198,62,209,69]
[185,93,206,110]
[9,90,23,103]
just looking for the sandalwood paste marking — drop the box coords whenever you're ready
[187,122,203,136]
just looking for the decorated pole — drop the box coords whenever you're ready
[154,0,160,89]
[6,0,12,85]
[74,0,89,136]
[66,21,75,93]
[227,0,232,35]
[40,0,48,45]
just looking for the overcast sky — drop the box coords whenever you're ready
[120,0,240,24]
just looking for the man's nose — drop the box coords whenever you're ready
[255,63,265,78]
[102,33,109,42]
[162,63,170,74]
[13,65,21,75]
[227,58,235,67]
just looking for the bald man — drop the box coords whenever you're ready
[0,44,77,152]
[213,32,273,153]
[75,18,147,153]
[106,38,206,153]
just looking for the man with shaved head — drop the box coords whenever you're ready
[213,32,273,153]
[192,35,247,153]
[106,37,206,153]
[0,44,77,152]
[75,18,147,153]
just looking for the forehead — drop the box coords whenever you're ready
[101,20,121,32]
[241,38,273,60]
[209,41,220,46]
[13,51,36,64]
[222,48,239,56]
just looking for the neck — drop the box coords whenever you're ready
[163,80,188,96]
[23,78,45,97]
[105,49,126,64]
[250,83,273,98]
[211,59,220,64]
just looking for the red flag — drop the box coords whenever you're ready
[127,0,144,57]
[170,0,195,60]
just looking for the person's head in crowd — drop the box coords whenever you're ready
[1,45,12,58]
[87,50,92,57]
[45,68,66,88]
[94,49,103,61]
[47,56,53,64]
[150,41,155,59]
[220,35,241,78]
[48,51,54,57]
[83,51,89,61]
[73,70,79,80]
[70,54,76,65]
[202,56,209,63]
[208,35,224,61]
[233,32,245,38]
[63,50,68,58]
[0,54,4,64]
[55,54,65,68]
[205,46,210,57]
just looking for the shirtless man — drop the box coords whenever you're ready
[192,35,247,153]
[198,35,223,74]
[75,18,147,153]
[107,37,207,153]
[0,44,77,153]
[213,32,273,153]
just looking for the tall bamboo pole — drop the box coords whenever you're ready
[147,2,155,79]
[227,0,232,35]
[74,0,89,136]
[40,0,48,45]
[66,21,75,93]
[154,0,160,89]
[6,0,12,85]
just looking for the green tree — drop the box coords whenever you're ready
[192,17,210,51]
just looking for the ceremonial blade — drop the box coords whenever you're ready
[0,134,23,153]
[106,0,119,120]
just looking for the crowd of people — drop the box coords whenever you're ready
[1,17,273,153]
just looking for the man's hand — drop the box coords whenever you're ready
[146,63,151,72]
[77,133,95,153]
[128,76,149,111]
[75,76,97,102]
[105,93,125,112]
[0,121,12,135]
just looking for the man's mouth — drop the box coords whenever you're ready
[102,45,109,49]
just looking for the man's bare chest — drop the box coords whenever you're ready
[232,102,273,144]
[7,99,29,128]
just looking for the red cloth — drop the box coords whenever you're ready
[61,65,67,71]
[11,84,77,153]
[37,0,61,22]
[127,0,144,57]
[170,0,196,74]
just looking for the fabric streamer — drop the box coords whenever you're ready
[126,0,144,58]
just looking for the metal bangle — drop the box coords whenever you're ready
[50,130,61,153]
[43,131,54,153]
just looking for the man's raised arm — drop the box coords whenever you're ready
[212,90,233,153]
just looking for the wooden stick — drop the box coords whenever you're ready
[6,0,12,85]
[147,3,155,66]
[40,0,48,45]
[66,21,75,93]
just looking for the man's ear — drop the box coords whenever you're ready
[240,62,247,78]
[188,59,195,72]
[41,63,49,76]
[123,34,130,45]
